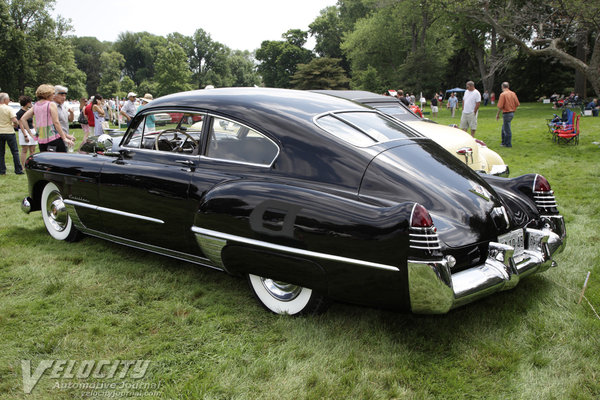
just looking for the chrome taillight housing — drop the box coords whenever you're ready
[533,174,558,210]
[409,204,441,251]
[456,147,474,164]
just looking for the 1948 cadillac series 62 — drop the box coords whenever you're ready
[21,88,566,315]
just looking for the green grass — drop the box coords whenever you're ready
[1,104,599,399]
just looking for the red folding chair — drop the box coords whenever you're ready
[556,114,580,145]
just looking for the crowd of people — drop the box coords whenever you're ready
[0,84,153,176]
[381,82,520,147]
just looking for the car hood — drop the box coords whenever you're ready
[359,139,508,247]
[402,120,485,171]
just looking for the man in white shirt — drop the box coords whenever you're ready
[120,92,137,126]
[53,85,74,136]
[460,81,481,137]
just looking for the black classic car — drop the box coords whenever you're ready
[21,88,566,315]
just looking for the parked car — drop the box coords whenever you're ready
[314,90,508,176]
[20,88,565,315]
[8,101,21,113]
[67,102,81,127]
[154,113,172,126]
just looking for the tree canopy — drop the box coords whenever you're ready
[0,0,596,101]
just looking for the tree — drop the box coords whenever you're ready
[97,51,125,97]
[341,0,453,94]
[291,58,349,89]
[468,0,600,96]
[226,50,261,87]
[0,0,85,98]
[256,29,314,88]
[154,41,192,96]
[114,31,166,85]
[71,36,109,96]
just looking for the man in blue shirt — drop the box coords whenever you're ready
[586,98,599,117]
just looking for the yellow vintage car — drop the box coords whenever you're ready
[314,90,509,176]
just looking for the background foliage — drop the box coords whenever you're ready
[0,0,597,102]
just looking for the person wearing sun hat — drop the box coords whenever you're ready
[120,92,137,126]
[138,93,155,130]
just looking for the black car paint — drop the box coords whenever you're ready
[23,88,554,311]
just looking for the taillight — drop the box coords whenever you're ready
[456,147,474,164]
[475,139,487,147]
[533,174,557,210]
[533,174,551,192]
[411,204,434,228]
[410,204,440,251]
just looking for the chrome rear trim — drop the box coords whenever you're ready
[191,226,399,272]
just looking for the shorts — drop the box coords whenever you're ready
[460,112,478,130]
[18,128,38,146]
[431,106,438,113]
[39,136,67,153]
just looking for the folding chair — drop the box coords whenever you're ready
[550,109,574,142]
[556,114,580,145]
[547,109,570,136]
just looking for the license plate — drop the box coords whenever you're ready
[498,229,524,256]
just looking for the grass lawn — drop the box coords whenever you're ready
[0,103,599,399]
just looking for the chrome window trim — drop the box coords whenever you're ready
[203,113,280,168]
[191,226,399,272]
[123,109,207,149]
[119,146,200,159]
[198,155,276,169]
[313,109,423,147]
[64,199,164,224]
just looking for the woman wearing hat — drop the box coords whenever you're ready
[138,94,155,131]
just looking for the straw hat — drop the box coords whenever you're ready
[141,93,153,103]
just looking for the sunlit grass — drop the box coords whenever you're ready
[0,105,599,399]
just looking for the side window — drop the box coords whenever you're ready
[122,111,205,154]
[205,117,278,166]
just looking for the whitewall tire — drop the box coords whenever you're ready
[248,274,328,315]
[41,182,81,242]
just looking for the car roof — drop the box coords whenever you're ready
[148,87,367,119]
[311,90,401,105]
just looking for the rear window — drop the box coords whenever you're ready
[372,105,421,122]
[316,111,418,147]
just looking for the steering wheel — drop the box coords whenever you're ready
[154,129,198,152]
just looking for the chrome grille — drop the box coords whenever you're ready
[533,190,558,208]
[409,226,441,250]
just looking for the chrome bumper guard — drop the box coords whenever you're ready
[408,216,566,314]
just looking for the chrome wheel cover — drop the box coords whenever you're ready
[45,191,68,233]
[260,278,302,302]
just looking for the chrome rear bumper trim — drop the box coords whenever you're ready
[408,217,566,314]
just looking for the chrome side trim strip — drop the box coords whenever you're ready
[191,226,399,272]
[76,226,220,271]
[64,199,164,224]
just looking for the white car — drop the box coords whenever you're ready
[314,90,509,176]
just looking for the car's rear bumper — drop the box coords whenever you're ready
[408,215,566,314]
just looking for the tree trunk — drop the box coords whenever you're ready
[575,29,588,97]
